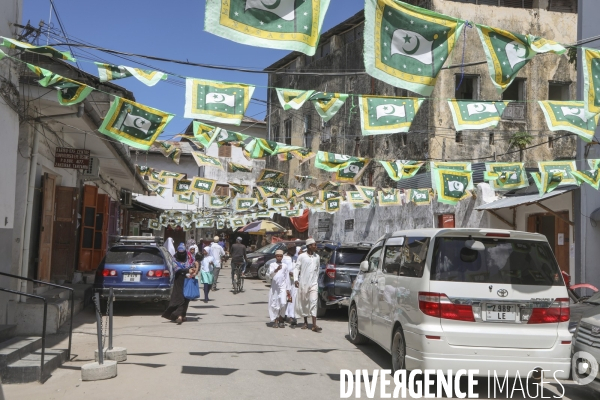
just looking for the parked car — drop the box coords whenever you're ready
[348,228,572,377]
[571,305,600,392]
[317,242,372,317]
[94,236,174,303]
[570,290,600,333]
[246,241,305,280]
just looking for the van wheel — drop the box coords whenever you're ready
[348,305,367,345]
[391,327,406,372]
[257,266,267,280]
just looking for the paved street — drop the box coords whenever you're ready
[2,273,600,400]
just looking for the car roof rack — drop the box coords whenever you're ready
[111,236,164,246]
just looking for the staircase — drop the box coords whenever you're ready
[0,328,68,384]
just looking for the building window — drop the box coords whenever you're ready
[401,134,407,147]
[303,114,312,147]
[218,144,232,158]
[214,185,230,197]
[489,132,495,145]
[548,136,554,148]
[455,75,479,100]
[272,123,280,142]
[503,78,526,101]
[455,131,463,143]
[284,119,292,145]
[502,78,526,120]
[548,82,570,101]
[548,0,577,12]
[321,42,331,57]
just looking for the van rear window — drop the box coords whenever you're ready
[105,247,164,265]
[430,237,563,286]
[335,249,368,265]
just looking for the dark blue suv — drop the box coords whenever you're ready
[94,236,174,303]
[316,242,372,317]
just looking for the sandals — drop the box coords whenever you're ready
[273,322,279,328]
[312,326,322,333]
[301,324,308,330]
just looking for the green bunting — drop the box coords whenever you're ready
[377,189,402,207]
[359,96,423,135]
[228,162,253,173]
[484,162,528,190]
[151,141,181,164]
[236,198,258,212]
[95,63,167,86]
[190,177,218,195]
[363,0,464,96]
[309,92,348,122]
[573,169,600,190]
[185,78,255,125]
[28,65,93,105]
[209,196,230,208]
[433,169,473,205]
[406,188,432,206]
[276,89,315,110]
[228,182,249,196]
[379,160,423,181]
[583,48,600,117]
[1,36,75,61]
[257,169,286,182]
[204,0,331,56]
[315,151,369,172]
[538,101,600,143]
[99,97,174,150]
[538,161,579,186]
[335,160,370,183]
[176,192,196,205]
[324,197,342,213]
[531,172,563,197]
[192,152,224,170]
[448,101,510,130]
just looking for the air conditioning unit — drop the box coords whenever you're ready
[81,157,100,180]
[121,189,132,208]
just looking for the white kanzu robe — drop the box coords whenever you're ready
[293,252,320,318]
[282,255,296,318]
[268,261,289,321]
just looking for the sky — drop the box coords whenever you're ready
[21,0,365,138]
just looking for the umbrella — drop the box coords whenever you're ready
[238,220,286,235]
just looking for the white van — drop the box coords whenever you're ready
[348,228,571,378]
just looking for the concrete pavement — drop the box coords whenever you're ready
[2,274,600,400]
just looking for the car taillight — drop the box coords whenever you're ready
[325,264,336,279]
[147,270,169,278]
[525,298,570,324]
[147,270,155,277]
[163,270,170,278]
[418,292,475,322]
[102,269,117,277]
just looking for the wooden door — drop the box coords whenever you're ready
[51,187,78,280]
[78,185,98,271]
[554,211,570,273]
[37,173,56,281]
[92,194,109,269]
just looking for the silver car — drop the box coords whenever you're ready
[571,305,600,391]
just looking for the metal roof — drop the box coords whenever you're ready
[475,186,578,211]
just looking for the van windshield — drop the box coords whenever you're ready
[430,237,563,286]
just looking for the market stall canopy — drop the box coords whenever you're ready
[237,220,286,235]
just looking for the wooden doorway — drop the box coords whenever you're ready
[51,187,79,281]
[527,211,570,272]
[37,173,56,282]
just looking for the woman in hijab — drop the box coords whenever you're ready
[198,247,215,303]
[162,243,197,324]
[188,244,199,265]
[165,237,176,257]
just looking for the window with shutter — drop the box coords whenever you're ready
[218,144,232,158]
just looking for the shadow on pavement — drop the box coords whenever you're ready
[181,366,238,376]
[190,350,281,356]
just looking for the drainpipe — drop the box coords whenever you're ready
[19,104,85,297]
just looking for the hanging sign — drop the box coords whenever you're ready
[54,147,90,169]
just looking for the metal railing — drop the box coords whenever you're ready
[0,288,47,382]
[0,272,74,360]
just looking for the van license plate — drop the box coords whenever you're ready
[122,273,140,282]
[486,304,515,322]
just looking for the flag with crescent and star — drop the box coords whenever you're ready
[1,36,75,61]
[406,188,433,206]
[98,97,174,150]
[95,63,167,86]
[257,168,286,182]
[191,152,224,170]
[228,182,249,196]
[379,160,423,181]
[149,170,168,185]
[538,101,600,143]
[235,198,258,212]
[430,162,473,198]
[27,65,93,106]
[324,197,342,213]
[209,195,231,208]
[308,92,349,122]
[358,96,423,135]
[185,78,255,125]
[290,148,316,164]
[190,177,218,195]
[315,151,369,172]
[346,191,369,204]
[434,169,472,205]
[228,162,253,173]
[483,162,528,191]
[204,0,331,56]
[147,184,167,197]
[537,161,579,187]
[573,168,600,190]
[335,160,370,184]
[136,165,152,177]
[447,100,510,130]
[151,141,182,164]
[173,179,193,195]
[176,192,196,205]
[363,0,465,97]
[476,25,565,94]
[377,189,402,207]
[276,88,315,110]
[355,185,377,202]
[583,48,600,117]
[531,172,564,197]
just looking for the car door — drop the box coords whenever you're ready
[356,242,383,340]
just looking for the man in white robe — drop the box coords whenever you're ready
[293,238,321,332]
[209,236,225,290]
[282,245,297,325]
[268,250,290,328]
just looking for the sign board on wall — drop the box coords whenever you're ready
[344,219,354,232]
[54,147,90,169]
[317,219,330,233]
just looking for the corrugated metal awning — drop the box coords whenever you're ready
[476,186,578,211]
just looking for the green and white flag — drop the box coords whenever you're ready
[359,96,423,135]
[406,188,432,206]
[149,170,168,185]
[295,175,317,183]
[430,162,472,195]
[448,101,510,130]
[377,189,402,207]
[147,184,167,197]
[244,138,278,158]
[476,25,566,93]
[190,177,218,195]
[347,191,369,204]
[28,65,93,105]
[309,92,348,122]
[531,172,563,197]
[256,209,276,219]
[434,169,472,205]
[192,121,220,149]
[315,151,369,172]
[204,0,331,56]
[236,198,258,212]
[151,141,181,164]
[335,160,370,184]
[363,0,465,96]
[196,219,215,229]
[538,101,600,143]
[267,197,289,209]
[176,192,196,205]
[257,169,286,182]
[229,218,246,229]
[148,219,161,230]
[282,209,302,218]
[319,190,341,202]
[209,196,230,208]
[228,182,249,196]
[379,160,423,181]
[538,161,578,186]
[99,97,174,150]
[95,63,167,86]
[174,179,193,195]
[228,162,253,173]
[159,170,185,181]
[136,165,152,176]
[192,152,224,170]
[355,185,376,202]
[276,88,315,110]
[324,197,342,214]
[583,48,600,117]
[1,36,75,61]
[302,194,322,210]
[318,181,340,190]
[185,78,255,125]
[573,169,600,190]
[484,162,528,190]
[216,220,226,230]
[290,148,317,164]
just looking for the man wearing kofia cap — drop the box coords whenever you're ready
[209,236,225,290]
[268,250,290,328]
[293,238,322,332]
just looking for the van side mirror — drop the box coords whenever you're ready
[360,260,369,272]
